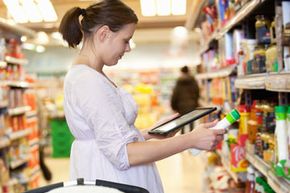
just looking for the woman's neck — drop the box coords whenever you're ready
[76,51,103,73]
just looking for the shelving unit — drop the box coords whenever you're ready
[195,65,236,80]
[235,72,290,91]
[0,17,40,193]
[246,143,290,193]
[192,0,290,191]
[199,0,264,54]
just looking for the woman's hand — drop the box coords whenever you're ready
[189,120,226,151]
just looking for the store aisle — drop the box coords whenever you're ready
[39,151,206,193]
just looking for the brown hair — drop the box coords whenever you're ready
[59,0,138,48]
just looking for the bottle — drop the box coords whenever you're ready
[190,109,240,155]
[273,106,289,179]
[255,15,271,44]
[245,166,255,193]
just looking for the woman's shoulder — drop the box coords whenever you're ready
[65,65,102,84]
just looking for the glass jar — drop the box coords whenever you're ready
[265,44,278,72]
[253,45,266,74]
[255,15,271,44]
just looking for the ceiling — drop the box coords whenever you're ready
[0,0,195,32]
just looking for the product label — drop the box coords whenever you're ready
[275,113,286,120]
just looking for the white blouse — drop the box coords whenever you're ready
[63,64,164,193]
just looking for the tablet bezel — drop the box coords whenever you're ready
[148,107,217,135]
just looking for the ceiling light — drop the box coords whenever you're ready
[140,0,186,17]
[171,0,186,15]
[36,45,46,53]
[3,0,58,23]
[21,0,42,22]
[140,0,156,17]
[156,0,170,16]
[37,0,58,22]
[3,0,28,23]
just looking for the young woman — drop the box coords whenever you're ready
[59,1,225,192]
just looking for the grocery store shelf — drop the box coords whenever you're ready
[235,74,266,89]
[26,110,37,118]
[10,156,29,169]
[29,138,40,147]
[0,80,31,88]
[216,0,261,39]
[199,0,262,53]
[235,72,290,91]
[5,56,28,65]
[0,17,37,38]
[265,72,290,92]
[0,137,10,149]
[218,150,246,183]
[29,167,41,182]
[8,128,31,141]
[220,154,239,183]
[0,61,7,68]
[246,151,290,193]
[8,106,31,116]
[185,0,207,30]
[0,100,8,108]
[196,65,236,80]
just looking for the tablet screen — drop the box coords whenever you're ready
[148,107,216,135]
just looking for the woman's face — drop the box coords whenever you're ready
[102,23,136,66]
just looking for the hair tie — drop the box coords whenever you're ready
[80,8,86,16]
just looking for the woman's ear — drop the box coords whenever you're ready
[96,25,111,42]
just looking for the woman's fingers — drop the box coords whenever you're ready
[201,119,218,129]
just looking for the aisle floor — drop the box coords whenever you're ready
[41,151,206,193]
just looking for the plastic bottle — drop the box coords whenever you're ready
[273,106,290,179]
[245,166,255,193]
[190,109,240,155]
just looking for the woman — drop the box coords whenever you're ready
[59,1,225,193]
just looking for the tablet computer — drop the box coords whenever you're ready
[148,107,217,135]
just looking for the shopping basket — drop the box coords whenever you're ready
[23,178,149,193]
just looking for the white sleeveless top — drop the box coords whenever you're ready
[63,64,164,193]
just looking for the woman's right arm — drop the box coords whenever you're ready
[127,121,225,166]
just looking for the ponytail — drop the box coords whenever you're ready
[59,0,138,48]
[59,7,83,48]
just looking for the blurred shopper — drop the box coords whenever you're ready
[59,1,225,193]
[170,66,200,133]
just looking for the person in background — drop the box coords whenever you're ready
[170,65,200,133]
[59,1,225,193]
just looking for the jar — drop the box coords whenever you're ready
[245,39,257,75]
[253,45,266,74]
[255,15,271,44]
[265,44,278,72]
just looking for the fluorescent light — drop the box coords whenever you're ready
[3,0,28,23]
[140,0,186,17]
[21,0,43,22]
[140,0,156,16]
[36,45,46,53]
[22,43,36,50]
[37,0,58,22]
[171,0,186,15]
[3,0,57,23]
[156,0,170,16]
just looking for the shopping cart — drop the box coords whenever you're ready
[24,178,149,193]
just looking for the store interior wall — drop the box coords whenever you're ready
[23,41,201,76]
